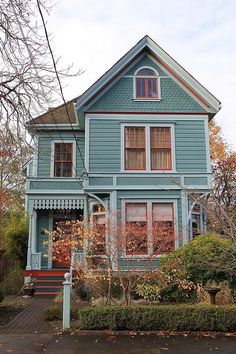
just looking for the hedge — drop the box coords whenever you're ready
[77,305,236,332]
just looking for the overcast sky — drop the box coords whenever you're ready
[46,0,236,149]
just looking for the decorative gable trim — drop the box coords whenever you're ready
[76,36,221,115]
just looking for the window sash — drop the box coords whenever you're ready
[54,143,73,177]
[152,203,174,254]
[124,202,175,256]
[150,127,172,170]
[125,127,146,170]
[125,203,148,255]
[136,78,158,98]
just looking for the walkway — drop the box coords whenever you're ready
[0,297,53,334]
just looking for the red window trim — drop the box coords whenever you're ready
[124,126,146,170]
[150,127,172,171]
[125,202,148,255]
[152,203,175,255]
[54,143,73,177]
[135,78,158,99]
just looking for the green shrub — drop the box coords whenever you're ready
[77,305,236,331]
[159,284,197,303]
[0,267,24,295]
[159,234,236,285]
[44,305,63,321]
[44,304,80,321]
[0,289,4,303]
[137,283,160,301]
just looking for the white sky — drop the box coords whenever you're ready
[46,0,236,150]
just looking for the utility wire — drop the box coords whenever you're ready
[36,0,88,180]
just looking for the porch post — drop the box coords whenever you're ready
[31,209,37,253]
[26,212,33,270]
[110,191,118,271]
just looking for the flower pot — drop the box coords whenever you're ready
[23,288,35,297]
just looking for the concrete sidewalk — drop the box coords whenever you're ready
[1,332,236,354]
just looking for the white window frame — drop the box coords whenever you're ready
[121,199,178,258]
[121,123,176,173]
[50,140,76,178]
[133,66,161,101]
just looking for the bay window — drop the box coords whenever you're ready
[124,201,175,256]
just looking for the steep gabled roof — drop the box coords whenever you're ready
[76,35,221,115]
[26,97,79,127]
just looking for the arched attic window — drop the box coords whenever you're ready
[134,67,160,100]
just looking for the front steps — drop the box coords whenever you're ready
[24,270,68,298]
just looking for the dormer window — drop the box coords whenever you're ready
[134,67,160,100]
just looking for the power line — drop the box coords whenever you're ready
[36,0,88,180]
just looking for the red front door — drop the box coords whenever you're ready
[52,219,71,268]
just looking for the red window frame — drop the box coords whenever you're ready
[124,127,146,170]
[125,202,148,255]
[54,143,73,177]
[150,127,172,171]
[152,203,175,255]
[136,78,158,99]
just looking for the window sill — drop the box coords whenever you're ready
[120,254,166,259]
[119,170,177,174]
[132,98,162,102]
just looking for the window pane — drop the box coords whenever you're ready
[125,127,145,170]
[126,203,147,254]
[126,149,145,169]
[152,203,174,254]
[54,143,73,177]
[136,68,155,76]
[148,79,157,97]
[150,127,171,170]
[136,78,146,97]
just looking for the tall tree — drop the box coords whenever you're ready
[0,0,80,138]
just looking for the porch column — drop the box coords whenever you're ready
[110,191,118,271]
[26,212,33,270]
[31,209,37,253]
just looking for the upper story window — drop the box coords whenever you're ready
[54,143,73,177]
[123,125,174,171]
[134,67,160,100]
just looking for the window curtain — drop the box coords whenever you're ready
[125,127,145,169]
[151,127,171,169]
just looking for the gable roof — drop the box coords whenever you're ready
[76,35,221,115]
[26,97,79,127]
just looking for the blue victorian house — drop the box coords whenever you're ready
[24,36,220,296]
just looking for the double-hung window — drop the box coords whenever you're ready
[124,202,175,256]
[124,126,173,171]
[54,142,73,177]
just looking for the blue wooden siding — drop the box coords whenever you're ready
[30,181,82,190]
[36,210,50,269]
[116,176,181,186]
[184,176,208,185]
[89,119,207,173]
[37,132,85,178]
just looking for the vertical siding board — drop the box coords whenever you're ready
[37,210,50,269]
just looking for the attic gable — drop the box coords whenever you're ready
[76,35,221,116]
